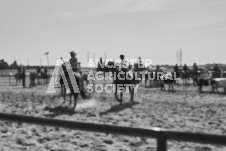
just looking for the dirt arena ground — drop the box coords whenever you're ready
[1,80,226,151]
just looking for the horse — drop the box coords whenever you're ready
[181,69,191,85]
[29,72,36,87]
[196,70,213,93]
[14,72,23,85]
[36,72,42,85]
[211,78,226,94]
[159,72,176,91]
[57,60,87,110]
[190,70,201,86]
[144,71,159,87]
[41,71,50,84]
[105,61,139,105]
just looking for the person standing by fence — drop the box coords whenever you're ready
[22,66,26,88]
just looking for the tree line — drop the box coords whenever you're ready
[0,59,55,70]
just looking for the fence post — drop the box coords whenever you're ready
[9,73,10,86]
[157,138,167,151]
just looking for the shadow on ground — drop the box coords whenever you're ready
[199,91,226,95]
[43,106,76,117]
[99,102,139,116]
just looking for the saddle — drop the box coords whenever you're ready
[73,72,82,79]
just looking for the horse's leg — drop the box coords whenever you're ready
[120,92,123,105]
[199,85,202,93]
[69,93,72,105]
[61,87,66,105]
[211,85,214,93]
[129,86,134,104]
[61,86,63,96]
[73,93,79,110]
[160,81,164,90]
[114,84,120,103]
[216,87,219,93]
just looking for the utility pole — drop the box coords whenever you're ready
[93,52,95,61]
[180,49,182,66]
[45,52,49,68]
[87,51,90,66]
[27,59,29,66]
[104,52,107,62]
[93,52,95,67]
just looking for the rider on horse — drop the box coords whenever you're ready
[174,64,179,83]
[193,63,198,76]
[119,55,129,72]
[68,51,83,90]
[118,54,133,79]
[97,57,105,72]
[183,64,188,73]
[174,64,178,73]
[69,51,78,72]
[213,64,220,78]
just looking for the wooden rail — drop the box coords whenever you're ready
[0,113,226,151]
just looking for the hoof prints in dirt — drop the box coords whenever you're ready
[1,85,225,150]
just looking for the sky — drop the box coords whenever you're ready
[0,0,226,66]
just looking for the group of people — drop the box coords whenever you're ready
[173,62,223,80]
[15,65,50,88]
[67,51,226,85]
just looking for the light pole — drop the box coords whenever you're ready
[45,52,49,68]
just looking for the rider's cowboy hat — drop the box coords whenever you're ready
[70,51,76,56]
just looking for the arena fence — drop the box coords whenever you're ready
[0,113,226,151]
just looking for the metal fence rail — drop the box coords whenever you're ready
[0,113,226,151]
